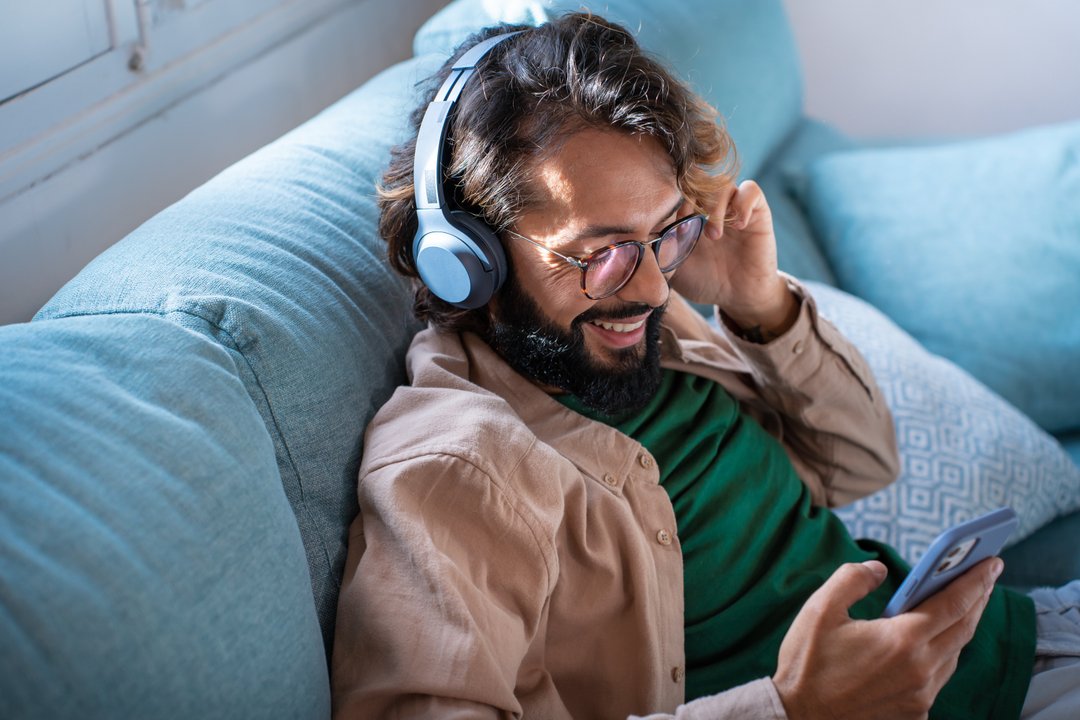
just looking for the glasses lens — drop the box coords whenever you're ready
[584,244,642,299]
[655,215,704,271]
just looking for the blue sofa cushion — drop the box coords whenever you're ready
[0,314,328,718]
[797,121,1080,433]
[999,510,1080,591]
[34,54,443,652]
[1059,431,1080,470]
[806,283,1080,564]
[413,0,803,180]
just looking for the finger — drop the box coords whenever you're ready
[804,561,889,618]
[703,184,738,240]
[731,182,774,237]
[906,557,1003,637]
[928,570,996,653]
[729,180,764,229]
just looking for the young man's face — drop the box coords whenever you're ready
[486,128,687,415]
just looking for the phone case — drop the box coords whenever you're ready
[881,506,1017,618]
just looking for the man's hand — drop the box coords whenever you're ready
[772,557,1003,720]
[671,180,798,339]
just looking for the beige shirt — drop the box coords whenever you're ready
[332,279,899,719]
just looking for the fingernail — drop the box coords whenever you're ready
[863,560,887,580]
[991,558,1004,580]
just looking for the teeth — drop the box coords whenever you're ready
[590,319,646,333]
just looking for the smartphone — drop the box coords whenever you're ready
[881,506,1017,618]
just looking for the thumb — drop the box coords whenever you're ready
[808,561,888,617]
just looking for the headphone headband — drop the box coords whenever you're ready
[411,31,522,309]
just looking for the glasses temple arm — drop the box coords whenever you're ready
[504,230,588,269]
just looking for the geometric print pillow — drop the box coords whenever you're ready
[806,282,1080,564]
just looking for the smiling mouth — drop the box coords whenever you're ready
[588,318,647,333]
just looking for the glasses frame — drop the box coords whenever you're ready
[505,212,708,300]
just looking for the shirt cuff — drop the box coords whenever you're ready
[676,677,789,719]
[714,274,824,387]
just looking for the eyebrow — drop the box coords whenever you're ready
[569,196,686,246]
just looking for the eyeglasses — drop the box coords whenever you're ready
[504,213,708,300]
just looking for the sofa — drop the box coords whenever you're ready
[2,0,1078,717]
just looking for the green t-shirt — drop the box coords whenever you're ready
[559,369,1035,719]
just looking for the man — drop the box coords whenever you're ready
[332,14,1078,718]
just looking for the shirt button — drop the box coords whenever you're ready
[603,473,618,486]
[793,340,804,355]
[638,453,653,469]
[671,665,685,683]
[656,529,673,546]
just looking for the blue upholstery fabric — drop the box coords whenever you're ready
[31,53,442,664]
[1060,432,1080,470]
[757,117,856,284]
[412,0,803,180]
[998,435,1080,591]
[1000,510,1080,591]
[0,314,328,718]
[806,283,1080,564]
[797,121,1080,433]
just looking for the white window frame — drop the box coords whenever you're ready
[0,0,356,205]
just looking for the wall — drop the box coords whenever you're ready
[782,0,1080,139]
[0,0,447,325]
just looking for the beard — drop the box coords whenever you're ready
[486,278,666,417]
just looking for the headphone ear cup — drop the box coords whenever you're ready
[412,211,506,310]
[449,210,507,289]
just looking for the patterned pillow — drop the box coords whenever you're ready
[806,282,1080,563]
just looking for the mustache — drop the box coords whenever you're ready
[574,302,665,325]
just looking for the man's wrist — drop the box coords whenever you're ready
[721,286,801,344]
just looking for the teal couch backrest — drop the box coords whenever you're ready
[1,51,441,718]
[32,51,444,642]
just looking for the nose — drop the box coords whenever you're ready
[615,246,669,308]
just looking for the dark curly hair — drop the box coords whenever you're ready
[378,12,738,334]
